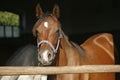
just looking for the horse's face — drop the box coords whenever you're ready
[33,4,62,65]
[36,16,62,65]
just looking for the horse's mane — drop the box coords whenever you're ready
[70,41,85,57]
[60,28,85,57]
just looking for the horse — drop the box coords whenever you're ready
[32,4,115,80]
[0,44,47,80]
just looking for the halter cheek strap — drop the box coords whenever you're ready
[37,31,62,53]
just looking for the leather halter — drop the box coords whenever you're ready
[37,30,62,53]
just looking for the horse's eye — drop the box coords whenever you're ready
[36,31,39,37]
[54,30,60,37]
[55,30,59,34]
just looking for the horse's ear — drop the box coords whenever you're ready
[36,3,43,18]
[53,4,60,18]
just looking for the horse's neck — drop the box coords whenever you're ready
[57,34,81,66]
[61,35,72,52]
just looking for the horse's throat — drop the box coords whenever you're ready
[57,37,81,66]
[56,48,67,66]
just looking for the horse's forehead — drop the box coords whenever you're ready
[42,17,57,27]
[36,17,58,31]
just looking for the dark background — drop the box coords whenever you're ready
[0,0,120,78]
[1,0,120,35]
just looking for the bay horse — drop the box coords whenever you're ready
[32,4,115,80]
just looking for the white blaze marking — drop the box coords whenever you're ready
[44,22,48,28]
[43,50,49,61]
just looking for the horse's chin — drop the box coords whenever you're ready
[38,61,53,66]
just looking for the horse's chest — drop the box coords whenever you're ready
[57,74,80,80]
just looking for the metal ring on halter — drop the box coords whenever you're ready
[37,31,62,53]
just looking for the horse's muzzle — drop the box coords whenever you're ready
[38,49,55,65]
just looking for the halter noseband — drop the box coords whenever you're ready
[37,30,62,53]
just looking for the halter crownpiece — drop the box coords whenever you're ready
[37,30,62,53]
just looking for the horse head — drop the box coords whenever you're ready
[32,4,62,66]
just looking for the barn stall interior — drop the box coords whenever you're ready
[0,0,120,79]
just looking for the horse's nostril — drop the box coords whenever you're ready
[48,52,51,59]
[39,54,42,59]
